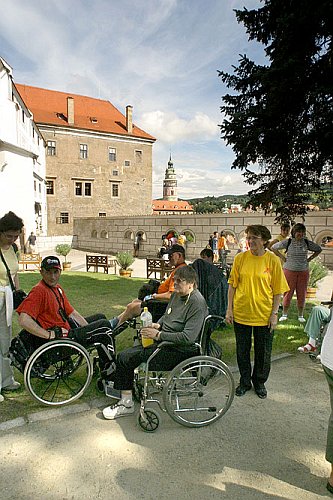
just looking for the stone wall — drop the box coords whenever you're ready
[73,210,333,268]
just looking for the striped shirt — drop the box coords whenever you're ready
[271,238,322,271]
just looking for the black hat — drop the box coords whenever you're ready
[167,244,185,256]
[41,256,62,270]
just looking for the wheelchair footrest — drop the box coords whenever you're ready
[103,380,121,400]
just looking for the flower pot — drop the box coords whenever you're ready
[62,262,72,271]
[306,287,317,299]
[119,268,132,278]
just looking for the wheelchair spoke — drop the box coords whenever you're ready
[163,356,235,428]
[24,340,93,406]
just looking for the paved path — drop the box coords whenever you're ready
[0,355,332,499]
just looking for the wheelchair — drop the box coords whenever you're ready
[9,322,129,407]
[133,315,235,432]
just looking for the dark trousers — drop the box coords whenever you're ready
[234,321,274,388]
[324,366,333,464]
[113,344,197,390]
[69,314,114,368]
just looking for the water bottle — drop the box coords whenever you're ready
[140,307,153,347]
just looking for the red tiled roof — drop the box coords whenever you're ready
[152,199,193,211]
[16,84,155,141]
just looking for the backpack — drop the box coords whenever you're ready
[286,238,310,252]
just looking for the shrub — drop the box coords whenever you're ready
[308,258,328,288]
[55,244,72,263]
[116,251,135,270]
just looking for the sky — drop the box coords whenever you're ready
[0,0,265,199]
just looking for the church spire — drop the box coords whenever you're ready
[163,155,177,201]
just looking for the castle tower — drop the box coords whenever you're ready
[163,155,178,201]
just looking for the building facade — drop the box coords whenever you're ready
[0,57,47,243]
[17,85,155,236]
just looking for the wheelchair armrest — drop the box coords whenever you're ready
[111,319,136,338]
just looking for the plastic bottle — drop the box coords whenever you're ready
[140,307,154,347]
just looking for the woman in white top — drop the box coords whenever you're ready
[0,211,24,402]
[321,314,333,495]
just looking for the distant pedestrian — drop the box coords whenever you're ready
[27,232,37,254]
[133,233,142,258]
[211,231,219,262]
[177,233,186,246]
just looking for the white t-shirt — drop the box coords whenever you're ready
[321,314,333,371]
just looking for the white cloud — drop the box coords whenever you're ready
[140,110,218,143]
[1,0,263,198]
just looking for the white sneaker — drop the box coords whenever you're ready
[103,402,134,420]
[279,315,288,322]
[3,381,21,391]
[0,394,4,402]
[298,316,306,323]
[316,354,321,362]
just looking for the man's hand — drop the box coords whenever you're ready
[141,327,159,339]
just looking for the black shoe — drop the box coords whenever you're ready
[327,482,333,495]
[255,387,267,399]
[235,385,252,397]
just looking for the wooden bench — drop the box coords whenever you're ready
[86,255,118,274]
[18,253,42,271]
[146,258,174,280]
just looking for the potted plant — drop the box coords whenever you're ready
[306,258,328,298]
[116,251,135,277]
[55,243,72,271]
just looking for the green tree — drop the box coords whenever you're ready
[219,0,333,221]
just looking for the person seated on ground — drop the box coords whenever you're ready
[200,247,214,263]
[102,265,208,420]
[112,244,187,329]
[298,291,333,353]
[16,256,118,368]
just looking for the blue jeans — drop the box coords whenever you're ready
[234,321,274,388]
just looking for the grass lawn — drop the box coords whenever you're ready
[1,270,316,423]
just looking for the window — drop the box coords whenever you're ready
[34,180,36,191]
[111,183,119,197]
[80,143,88,159]
[109,147,116,161]
[112,169,119,176]
[99,212,106,217]
[57,212,69,224]
[46,180,54,195]
[38,183,41,193]
[124,160,131,167]
[22,110,25,123]
[135,150,142,163]
[75,181,92,196]
[84,183,91,196]
[75,182,82,196]
[47,141,56,156]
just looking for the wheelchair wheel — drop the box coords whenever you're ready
[163,356,235,428]
[137,408,160,432]
[24,340,93,406]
